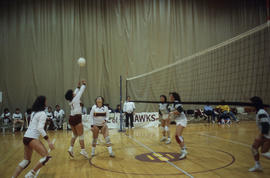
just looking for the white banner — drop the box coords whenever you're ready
[82,112,159,130]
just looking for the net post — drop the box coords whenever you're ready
[119,75,125,132]
[125,79,128,101]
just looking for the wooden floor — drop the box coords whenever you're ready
[1,121,269,178]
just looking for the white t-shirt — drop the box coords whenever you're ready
[256,109,270,139]
[24,111,47,139]
[12,113,23,120]
[54,109,65,119]
[123,101,136,113]
[90,105,109,126]
[69,85,86,116]
[46,111,53,120]
[159,103,169,115]
[1,112,11,119]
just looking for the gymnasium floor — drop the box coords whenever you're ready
[1,121,269,178]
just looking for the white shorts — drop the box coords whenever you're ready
[161,114,169,120]
[176,119,187,128]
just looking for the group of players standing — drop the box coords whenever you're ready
[10,80,270,177]
[12,80,114,178]
[158,94,270,172]
[158,92,188,160]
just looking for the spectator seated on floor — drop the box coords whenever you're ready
[45,106,56,130]
[194,109,205,119]
[1,108,11,125]
[216,100,239,123]
[203,103,216,123]
[54,104,65,130]
[12,108,24,132]
[114,104,123,113]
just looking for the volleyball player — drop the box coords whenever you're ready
[90,96,115,157]
[159,95,171,144]
[12,96,55,178]
[249,96,270,172]
[65,80,89,158]
[169,92,188,159]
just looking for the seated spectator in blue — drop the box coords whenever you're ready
[1,108,11,125]
[115,104,123,113]
[204,103,216,123]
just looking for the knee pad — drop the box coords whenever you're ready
[39,156,52,165]
[105,136,111,144]
[19,160,30,169]
[175,135,184,144]
[251,146,258,156]
[164,126,169,132]
[92,138,98,145]
[79,135,84,140]
[72,133,77,139]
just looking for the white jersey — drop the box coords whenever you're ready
[12,113,23,120]
[256,109,270,139]
[169,101,187,127]
[159,103,169,115]
[90,105,109,126]
[24,111,47,139]
[69,85,86,116]
[46,111,53,120]
[54,109,65,119]
[123,101,136,113]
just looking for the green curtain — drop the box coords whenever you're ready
[0,0,267,113]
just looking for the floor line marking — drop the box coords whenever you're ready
[128,135,193,178]
[199,133,250,147]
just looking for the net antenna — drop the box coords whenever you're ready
[126,22,270,111]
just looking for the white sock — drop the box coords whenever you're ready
[181,146,186,151]
[92,147,96,154]
[69,146,73,151]
[107,146,113,154]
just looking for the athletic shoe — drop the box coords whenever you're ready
[179,150,187,160]
[109,152,115,157]
[226,120,231,125]
[249,164,262,172]
[68,150,74,158]
[80,150,89,158]
[25,170,35,178]
[165,138,171,144]
[160,137,166,142]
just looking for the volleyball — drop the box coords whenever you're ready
[77,57,86,67]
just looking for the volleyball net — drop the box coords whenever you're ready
[126,22,270,112]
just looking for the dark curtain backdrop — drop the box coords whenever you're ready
[0,0,267,113]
